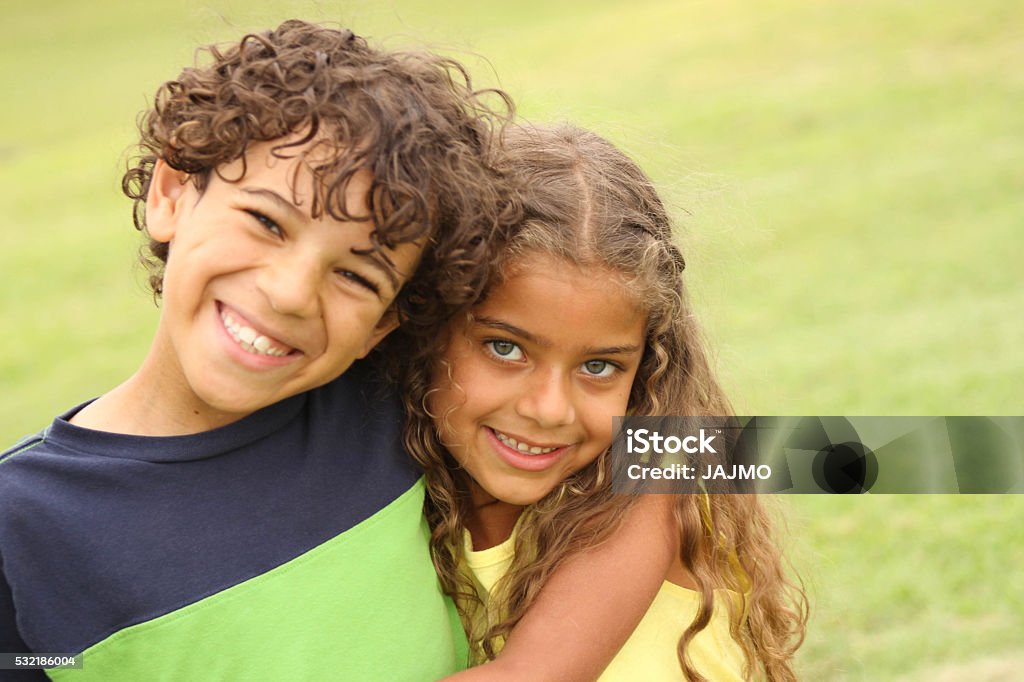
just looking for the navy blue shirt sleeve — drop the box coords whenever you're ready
[0,563,47,681]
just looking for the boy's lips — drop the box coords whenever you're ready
[216,302,299,357]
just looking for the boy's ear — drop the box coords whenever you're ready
[356,307,401,359]
[146,159,190,243]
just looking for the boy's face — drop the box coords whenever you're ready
[144,139,423,430]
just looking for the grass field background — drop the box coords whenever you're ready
[2,1,1022,679]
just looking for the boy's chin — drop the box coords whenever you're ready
[184,383,294,428]
[181,358,346,425]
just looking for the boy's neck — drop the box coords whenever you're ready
[69,352,241,437]
[70,379,204,437]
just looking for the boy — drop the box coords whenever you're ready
[0,20,515,681]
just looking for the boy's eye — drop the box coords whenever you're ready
[582,360,616,378]
[245,209,283,237]
[336,269,381,296]
[485,340,524,361]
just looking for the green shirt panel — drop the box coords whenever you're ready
[50,479,467,681]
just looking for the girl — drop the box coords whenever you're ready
[398,124,807,680]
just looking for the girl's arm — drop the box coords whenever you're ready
[439,494,678,682]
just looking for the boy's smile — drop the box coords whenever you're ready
[217,303,296,358]
[127,139,422,434]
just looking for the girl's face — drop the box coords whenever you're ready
[430,253,647,507]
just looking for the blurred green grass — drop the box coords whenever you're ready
[2,1,1022,678]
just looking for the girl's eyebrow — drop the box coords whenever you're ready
[475,317,545,346]
[584,343,643,357]
[474,316,643,357]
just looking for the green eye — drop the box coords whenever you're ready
[492,341,516,356]
[583,360,615,377]
[486,340,524,361]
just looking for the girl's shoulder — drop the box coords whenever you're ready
[599,581,747,682]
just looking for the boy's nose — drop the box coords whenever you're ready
[256,256,321,318]
[515,369,576,428]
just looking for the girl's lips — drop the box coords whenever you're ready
[486,427,573,473]
[491,427,565,454]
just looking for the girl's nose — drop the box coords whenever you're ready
[515,369,576,428]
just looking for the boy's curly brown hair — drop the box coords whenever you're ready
[122,19,518,333]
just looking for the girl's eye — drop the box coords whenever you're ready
[336,269,380,296]
[485,340,524,361]
[246,209,283,238]
[582,360,616,378]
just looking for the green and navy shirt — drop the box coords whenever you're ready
[0,364,467,680]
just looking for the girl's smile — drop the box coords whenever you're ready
[486,426,575,473]
[430,253,647,508]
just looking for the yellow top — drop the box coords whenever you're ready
[464,532,747,681]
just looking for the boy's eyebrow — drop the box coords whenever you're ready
[241,187,306,221]
[358,251,401,294]
[474,316,643,356]
[242,186,401,294]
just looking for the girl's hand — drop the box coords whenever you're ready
[437,494,678,682]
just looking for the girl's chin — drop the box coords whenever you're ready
[492,483,557,507]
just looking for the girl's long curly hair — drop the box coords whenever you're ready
[395,124,807,680]
[123,19,518,333]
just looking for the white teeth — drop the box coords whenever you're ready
[493,429,558,455]
[219,308,291,357]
